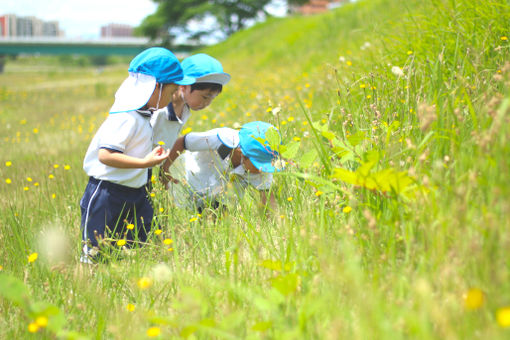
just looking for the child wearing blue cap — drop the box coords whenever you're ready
[162,121,278,213]
[150,53,230,154]
[80,47,195,264]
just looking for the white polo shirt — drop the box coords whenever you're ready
[151,103,191,149]
[175,128,273,199]
[83,110,152,188]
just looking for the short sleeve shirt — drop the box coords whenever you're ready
[151,103,191,149]
[83,111,152,188]
[181,128,273,198]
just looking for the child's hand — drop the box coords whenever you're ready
[145,146,170,167]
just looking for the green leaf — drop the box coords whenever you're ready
[252,321,272,332]
[258,259,294,271]
[271,273,299,296]
[280,141,300,159]
[321,130,336,141]
[299,149,318,169]
[265,127,281,151]
[0,274,30,308]
[180,324,198,338]
[347,131,366,146]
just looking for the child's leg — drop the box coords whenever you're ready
[80,178,110,263]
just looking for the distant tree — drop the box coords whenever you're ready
[136,0,273,46]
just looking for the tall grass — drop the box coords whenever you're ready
[1,0,510,338]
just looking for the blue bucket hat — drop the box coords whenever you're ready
[181,53,231,85]
[129,47,195,85]
[110,47,195,113]
[238,121,279,173]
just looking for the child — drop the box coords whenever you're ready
[151,53,230,152]
[162,121,279,213]
[80,47,195,264]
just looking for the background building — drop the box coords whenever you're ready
[0,14,63,37]
[294,0,346,15]
[100,23,133,38]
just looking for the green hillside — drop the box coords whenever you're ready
[1,0,510,338]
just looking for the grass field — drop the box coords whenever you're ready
[1,0,510,338]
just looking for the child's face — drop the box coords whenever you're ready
[242,154,262,174]
[182,86,220,111]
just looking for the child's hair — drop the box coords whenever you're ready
[191,82,223,93]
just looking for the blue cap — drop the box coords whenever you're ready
[181,53,231,85]
[128,47,195,85]
[239,121,279,173]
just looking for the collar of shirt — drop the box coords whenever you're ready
[166,103,190,124]
[135,109,153,118]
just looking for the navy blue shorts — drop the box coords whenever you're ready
[80,177,153,253]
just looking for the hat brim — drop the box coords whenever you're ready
[175,75,196,85]
[195,73,231,85]
[217,128,240,148]
[109,73,156,114]
[249,158,276,173]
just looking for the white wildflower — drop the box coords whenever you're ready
[391,66,404,77]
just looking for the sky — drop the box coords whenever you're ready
[1,0,287,40]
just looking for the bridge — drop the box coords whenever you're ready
[0,37,195,72]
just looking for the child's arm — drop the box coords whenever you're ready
[99,146,170,168]
[160,136,186,186]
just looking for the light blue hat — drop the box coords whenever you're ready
[238,121,279,173]
[181,53,231,85]
[109,47,195,113]
[129,47,195,85]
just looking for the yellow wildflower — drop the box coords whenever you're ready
[137,277,153,290]
[117,239,127,247]
[53,164,59,169]
[407,50,413,55]
[315,191,324,197]
[64,165,71,170]
[163,239,173,245]
[5,178,11,184]
[157,141,165,146]
[154,229,163,235]
[497,307,510,327]
[126,303,135,312]
[26,177,33,182]
[463,288,484,310]
[501,36,508,41]
[126,224,134,230]
[159,207,164,213]
[35,316,48,328]
[288,116,295,122]
[33,128,39,134]
[5,161,12,167]
[189,217,198,222]
[343,206,352,213]
[287,197,293,202]
[49,174,54,179]
[28,322,39,333]
[28,252,38,263]
[147,327,161,337]
[293,137,301,142]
